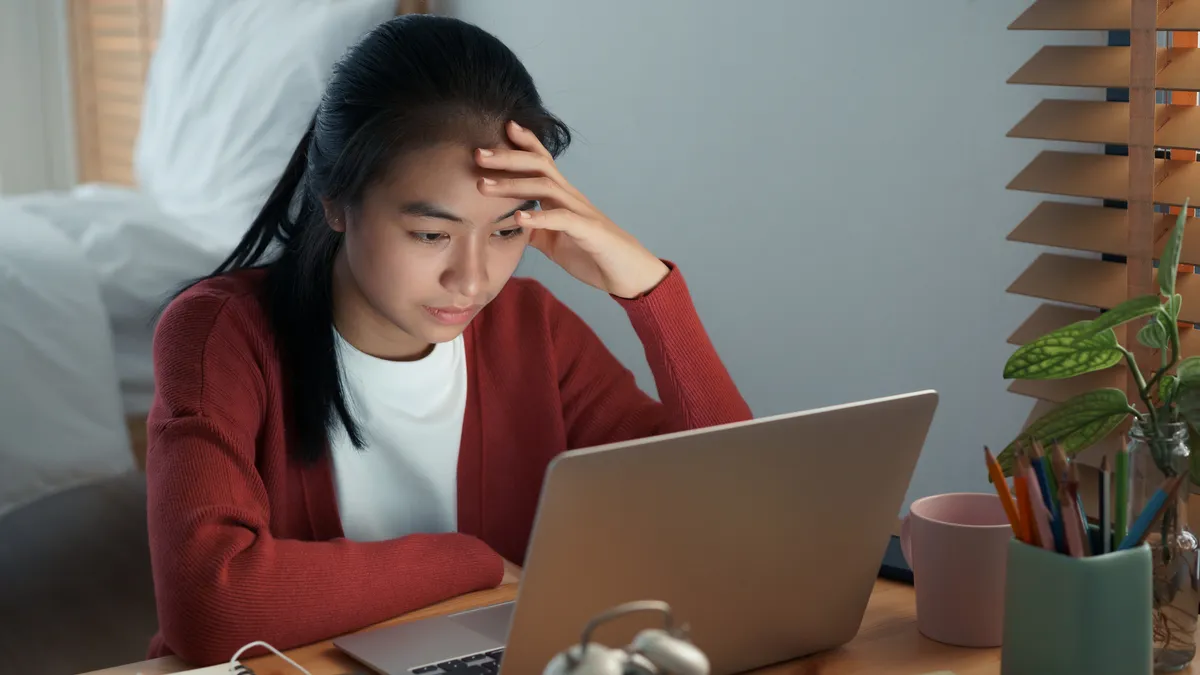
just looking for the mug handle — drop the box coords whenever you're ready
[900,513,915,573]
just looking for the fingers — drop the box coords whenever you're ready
[505,120,552,158]
[475,147,569,187]
[515,207,587,234]
[479,175,589,213]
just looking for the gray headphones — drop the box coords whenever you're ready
[542,601,710,675]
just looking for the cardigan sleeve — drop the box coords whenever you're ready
[145,289,502,666]
[552,262,752,450]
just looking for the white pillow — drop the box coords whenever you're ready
[0,201,133,520]
[134,0,396,231]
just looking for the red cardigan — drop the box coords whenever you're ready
[144,263,751,665]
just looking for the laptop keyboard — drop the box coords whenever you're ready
[410,648,503,673]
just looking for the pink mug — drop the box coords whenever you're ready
[900,492,1012,648]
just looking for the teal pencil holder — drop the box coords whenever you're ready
[1000,538,1153,675]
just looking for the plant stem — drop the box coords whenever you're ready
[1121,345,1160,432]
[1145,315,1182,405]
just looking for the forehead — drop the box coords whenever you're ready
[374,141,519,216]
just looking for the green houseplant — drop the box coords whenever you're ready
[1001,199,1199,671]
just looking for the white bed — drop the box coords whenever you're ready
[0,0,400,519]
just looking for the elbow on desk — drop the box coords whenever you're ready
[155,578,288,667]
[157,594,254,666]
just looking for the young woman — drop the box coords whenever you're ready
[145,14,750,665]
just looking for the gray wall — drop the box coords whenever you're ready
[440,0,1103,509]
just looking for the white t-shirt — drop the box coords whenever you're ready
[329,331,467,543]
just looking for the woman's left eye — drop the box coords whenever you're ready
[411,232,447,244]
[493,227,524,240]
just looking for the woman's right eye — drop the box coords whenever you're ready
[411,232,447,244]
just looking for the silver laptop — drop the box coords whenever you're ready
[335,390,938,675]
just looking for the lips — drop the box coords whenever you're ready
[423,304,482,325]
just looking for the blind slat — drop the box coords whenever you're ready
[1008,303,1101,346]
[1006,151,1200,206]
[1008,252,1200,322]
[1011,99,1200,151]
[1009,47,1200,92]
[1008,201,1140,256]
[1010,0,1200,31]
[1009,371,1123,404]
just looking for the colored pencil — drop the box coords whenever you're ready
[985,447,1021,535]
[1066,460,1091,556]
[1100,456,1111,554]
[1029,448,1065,553]
[1065,466,1091,556]
[1024,465,1056,551]
[1115,444,1130,545]
[1059,482,1084,557]
[1037,442,1061,509]
[1013,453,1035,545]
[1118,474,1187,550]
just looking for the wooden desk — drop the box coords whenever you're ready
[87,579,1007,675]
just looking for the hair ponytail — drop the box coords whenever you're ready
[173,14,571,463]
[213,115,319,274]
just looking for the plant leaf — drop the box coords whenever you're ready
[1004,321,1123,380]
[1138,316,1170,349]
[996,388,1131,476]
[1162,374,1180,406]
[1169,293,1183,323]
[1160,198,1190,298]
[1174,357,1200,430]
[1077,294,1164,339]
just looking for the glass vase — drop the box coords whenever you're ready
[1128,420,1200,672]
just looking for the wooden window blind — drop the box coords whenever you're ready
[1006,0,1200,452]
[68,0,160,186]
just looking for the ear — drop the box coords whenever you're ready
[322,199,346,233]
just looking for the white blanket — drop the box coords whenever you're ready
[11,185,236,414]
[0,200,133,518]
[0,187,237,517]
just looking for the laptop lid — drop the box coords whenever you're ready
[500,390,938,675]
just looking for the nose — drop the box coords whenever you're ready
[442,236,488,299]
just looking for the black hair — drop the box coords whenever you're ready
[194,14,571,463]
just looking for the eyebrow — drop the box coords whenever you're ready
[400,200,538,225]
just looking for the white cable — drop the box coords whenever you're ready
[229,640,313,675]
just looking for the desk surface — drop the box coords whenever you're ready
[89,579,1011,675]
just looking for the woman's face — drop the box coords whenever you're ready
[330,142,533,359]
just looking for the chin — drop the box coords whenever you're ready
[413,317,473,344]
